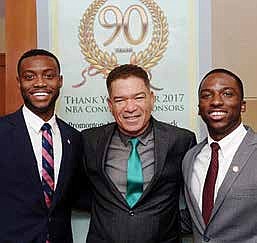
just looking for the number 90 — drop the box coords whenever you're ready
[98,5,148,46]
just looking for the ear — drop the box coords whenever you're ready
[107,97,113,113]
[17,76,21,89]
[241,100,246,113]
[59,75,63,88]
[150,90,155,109]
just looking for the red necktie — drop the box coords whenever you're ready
[202,142,220,225]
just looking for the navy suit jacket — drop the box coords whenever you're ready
[0,108,86,243]
[82,118,196,243]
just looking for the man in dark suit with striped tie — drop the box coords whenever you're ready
[0,49,89,242]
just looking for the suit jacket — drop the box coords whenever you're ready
[182,126,257,243]
[82,118,196,243]
[0,108,85,243]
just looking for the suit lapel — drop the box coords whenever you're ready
[153,120,169,178]
[210,128,257,222]
[50,119,72,210]
[185,139,207,231]
[97,124,128,207]
[9,109,46,208]
[185,139,207,190]
[139,120,169,201]
[136,119,174,206]
[97,124,115,174]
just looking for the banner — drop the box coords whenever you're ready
[47,1,199,242]
[49,0,199,132]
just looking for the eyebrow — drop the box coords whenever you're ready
[200,87,236,93]
[113,92,146,99]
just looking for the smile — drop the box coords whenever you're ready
[33,92,49,96]
[209,111,227,120]
[124,115,140,120]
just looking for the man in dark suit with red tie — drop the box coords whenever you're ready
[0,49,88,242]
[82,64,196,243]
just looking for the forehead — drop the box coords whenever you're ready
[200,72,240,91]
[110,76,148,95]
[20,55,58,71]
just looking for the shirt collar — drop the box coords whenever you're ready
[118,120,153,146]
[22,105,58,134]
[207,123,247,156]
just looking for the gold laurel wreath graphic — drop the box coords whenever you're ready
[77,0,169,89]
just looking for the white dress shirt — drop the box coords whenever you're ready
[191,123,247,211]
[23,105,62,189]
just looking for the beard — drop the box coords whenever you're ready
[20,88,60,117]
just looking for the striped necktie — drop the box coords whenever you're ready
[41,123,54,208]
[126,138,143,208]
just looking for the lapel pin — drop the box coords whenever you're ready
[232,166,239,173]
[67,139,71,144]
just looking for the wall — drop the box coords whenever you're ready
[0,0,5,52]
[0,0,5,115]
[4,0,37,114]
[212,0,257,130]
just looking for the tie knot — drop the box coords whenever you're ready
[210,142,220,151]
[129,138,139,148]
[41,123,52,132]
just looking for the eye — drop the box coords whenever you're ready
[23,74,35,81]
[223,91,233,97]
[114,98,125,104]
[43,73,57,79]
[135,94,146,101]
[200,92,212,99]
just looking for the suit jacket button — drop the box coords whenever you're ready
[203,235,210,242]
[129,210,134,216]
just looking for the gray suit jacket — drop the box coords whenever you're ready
[82,117,196,243]
[182,126,257,243]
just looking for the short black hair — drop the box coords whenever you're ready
[199,68,244,99]
[106,64,150,94]
[17,49,61,76]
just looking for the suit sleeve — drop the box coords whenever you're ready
[71,132,92,211]
[180,132,196,234]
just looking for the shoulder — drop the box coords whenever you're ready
[82,122,115,137]
[81,122,116,151]
[153,118,196,140]
[0,109,22,133]
[81,122,116,145]
[183,138,206,161]
[182,139,206,175]
[153,119,197,155]
[56,117,81,137]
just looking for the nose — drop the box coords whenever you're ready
[211,93,224,106]
[125,99,137,112]
[33,75,47,87]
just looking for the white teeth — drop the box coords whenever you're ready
[33,92,48,96]
[125,116,138,119]
[211,111,226,116]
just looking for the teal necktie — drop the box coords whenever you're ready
[126,138,143,208]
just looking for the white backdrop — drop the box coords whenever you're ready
[36,0,211,242]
